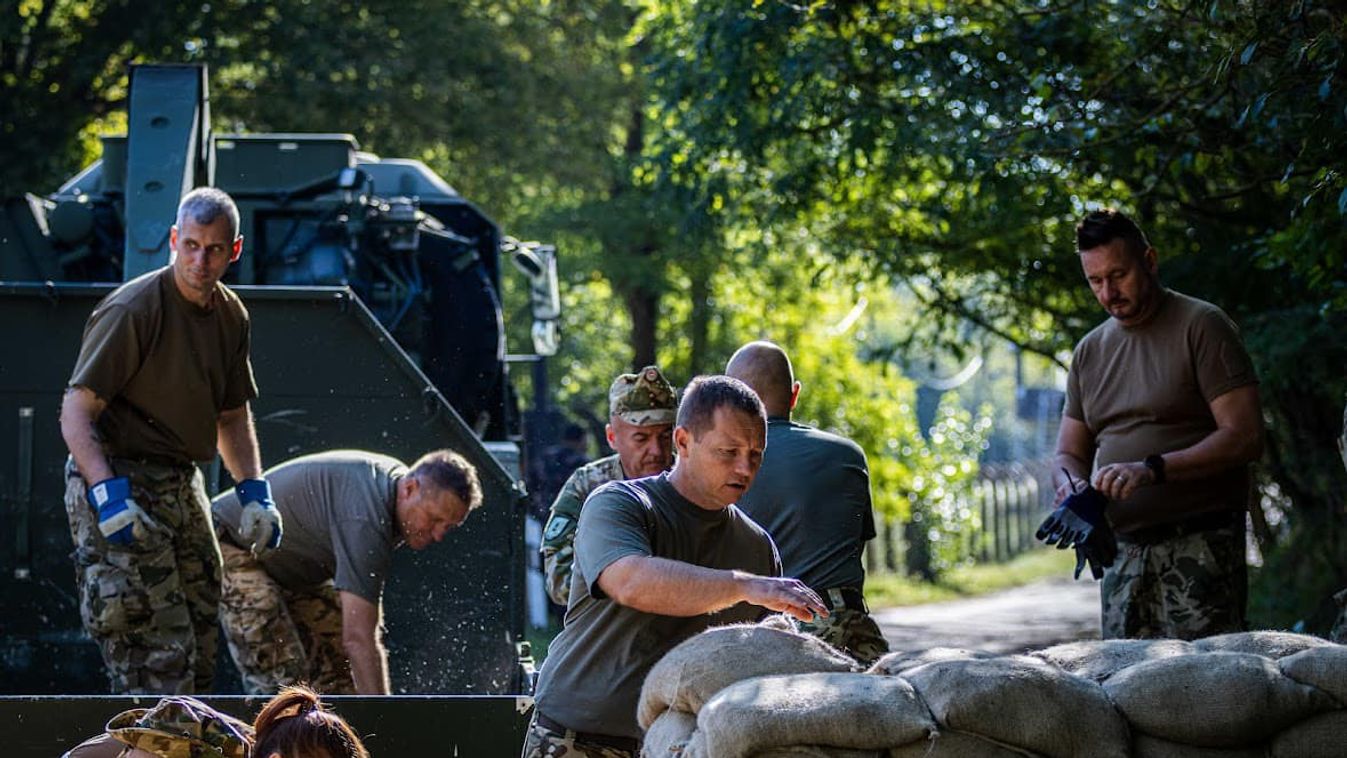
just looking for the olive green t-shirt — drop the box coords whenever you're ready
[212,450,404,604]
[1064,289,1258,532]
[736,418,876,592]
[68,266,257,464]
[534,474,781,739]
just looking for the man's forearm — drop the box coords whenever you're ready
[60,390,113,485]
[345,636,391,695]
[1160,426,1262,482]
[601,556,751,616]
[1054,452,1091,491]
[216,404,263,481]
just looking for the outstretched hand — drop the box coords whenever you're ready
[743,576,829,623]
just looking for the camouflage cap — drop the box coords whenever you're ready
[105,697,252,758]
[608,365,677,426]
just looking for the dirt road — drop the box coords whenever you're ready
[873,575,1101,654]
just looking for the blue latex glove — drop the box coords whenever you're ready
[87,476,162,546]
[236,478,283,556]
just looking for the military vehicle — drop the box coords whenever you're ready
[0,61,556,726]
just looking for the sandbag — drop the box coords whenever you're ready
[1278,644,1347,704]
[1132,734,1267,758]
[754,747,885,757]
[694,672,936,758]
[1269,710,1347,758]
[901,655,1129,758]
[867,647,986,677]
[638,621,857,729]
[1031,638,1194,682]
[888,731,1039,757]
[643,709,697,757]
[1193,630,1332,659]
[1104,651,1337,747]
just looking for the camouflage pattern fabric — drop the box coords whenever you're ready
[63,458,222,694]
[218,540,352,695]
[794,606,890,666]
[607,366,677,426]
[105,696,252,758]
[1100,521,1247,640]
[540,454,627,607]
[520,714,637,758]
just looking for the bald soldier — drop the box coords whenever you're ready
[540,366,677,607]
[727,341,890,665]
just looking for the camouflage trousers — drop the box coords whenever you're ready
[520,713,637,758]
[794,605,891,666]
[218,541,352,695]
[63,457,221,694]
[1101,519,1247,640]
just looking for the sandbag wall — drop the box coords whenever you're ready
[638,620,1347,757]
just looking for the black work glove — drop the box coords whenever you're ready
[1036,470,1117,580]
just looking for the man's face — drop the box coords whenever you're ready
[671,407,766,510]
[170,214,241,302]
[607,416,674,479]
[1080,238,1158,326]
[397,477,470,550]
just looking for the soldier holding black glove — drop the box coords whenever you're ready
[59,187,276,694]
[1037,471,1116,580]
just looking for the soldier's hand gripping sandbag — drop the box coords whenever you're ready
[88,476,165,546]
[236,478,283,557]
[1036,470,1116,579]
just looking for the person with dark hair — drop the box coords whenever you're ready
[211,449,482,695]
[727,340,889,665]
[253,685,368,758]
[1054,207,1263,639]
[540,366,678,607]
[59,186,275,694]
[524,375,827,757]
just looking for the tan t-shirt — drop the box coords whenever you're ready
[68,266,257,464]
[1064,289,1258,532]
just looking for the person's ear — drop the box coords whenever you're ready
[789,381,801,410]
[605,423,617,451]
[230,235,244,263]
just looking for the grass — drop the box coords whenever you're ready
[865,547,1080,609]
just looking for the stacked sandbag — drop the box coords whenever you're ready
[1031,638,1194,682]
[866,646,988,677]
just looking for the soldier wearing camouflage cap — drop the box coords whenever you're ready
[62,696,252,758]
[540,366,678,607]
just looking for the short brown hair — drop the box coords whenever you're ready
[253,686,368,758]
[409,449,483,510]
[675,375,766,439]
[1076,208,1150,259]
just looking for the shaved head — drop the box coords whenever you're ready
[725,340,796,417]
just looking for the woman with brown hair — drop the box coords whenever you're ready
[254,685,369,758]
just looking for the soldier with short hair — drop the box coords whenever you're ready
[211,448,482,695]
[540,365,677,607]
[1054,208,1264,640]
[727,340,890,665]
[59,187,277,694]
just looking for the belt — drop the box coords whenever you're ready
[821,586,868,613]
[536,712,639,753]
[1119,509,1242,547]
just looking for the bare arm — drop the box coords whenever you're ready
[59,387,114,486]
[1094,385,1264,500]
[216,403,263,481]
[596,555,826,622]
[339,590,391,695]
[1053,415,1096,505]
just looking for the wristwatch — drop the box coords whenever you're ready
[1144,454,1166,484]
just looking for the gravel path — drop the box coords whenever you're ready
[872,576,1102,655]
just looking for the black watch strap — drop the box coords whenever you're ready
[1144,454,1166,484]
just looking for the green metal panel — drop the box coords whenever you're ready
[214,134,358,193]
[0,695,531,757]
[0,283,527,694]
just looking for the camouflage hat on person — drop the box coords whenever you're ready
[105,696,252,758]
[608,365,677,426]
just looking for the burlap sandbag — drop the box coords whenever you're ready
[867,647,986,677]
[1031,638,1194,682]
[1104,651,1337,747]
[888,731,1039,757]
[755,747,886,757]
[901,655,1129,758]
[1193,630,1332,659]
[693,672,936,758]
[1269,710,1347,758]
[643,709,697,757]
[1132,734,1267,758]
[638,621,857,729]
[1278,644,1347,703]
